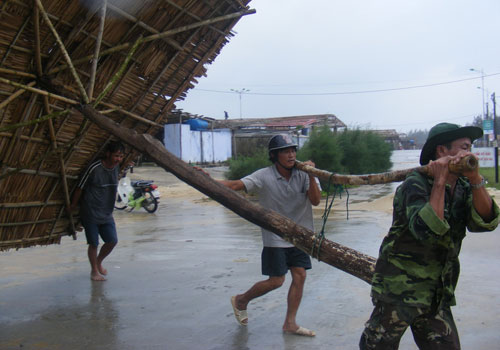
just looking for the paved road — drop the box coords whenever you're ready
[1,166,499,349]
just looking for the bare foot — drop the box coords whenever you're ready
[97,264,108,276]
[91,273,106,281]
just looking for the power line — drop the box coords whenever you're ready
[194,72,500,96]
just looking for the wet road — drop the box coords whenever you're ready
[1,151,499,349]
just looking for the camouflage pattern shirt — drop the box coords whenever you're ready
[371,171,499,308]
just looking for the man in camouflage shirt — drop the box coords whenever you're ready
[360,123,500,350]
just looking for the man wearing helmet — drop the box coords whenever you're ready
[220,134,321,337]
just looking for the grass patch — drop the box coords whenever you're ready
[480,168,500,190]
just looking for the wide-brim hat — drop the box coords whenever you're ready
[419,122,483,165]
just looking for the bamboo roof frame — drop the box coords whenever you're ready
[0,0,255,250]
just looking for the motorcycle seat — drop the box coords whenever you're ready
[131,180,154,187]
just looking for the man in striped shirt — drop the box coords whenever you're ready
[70,142,125,281]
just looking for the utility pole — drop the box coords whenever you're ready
[230,88,250,119]
[492,92,498,183]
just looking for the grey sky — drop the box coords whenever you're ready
[176,0,500,133]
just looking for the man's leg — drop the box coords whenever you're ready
[96,221,118,277]
[82,221,106,281]
[411,306,461,350]
[282,266,307,332]
[232,247,287,325]
[360,301,414,350]
[234,275,285,311]
[96,242,116,275]
[88,244,106,281]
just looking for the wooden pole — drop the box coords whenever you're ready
[87,0,107,100]
[47,9,256,75]
[295,156,478,186]
[78,104,376,284]
[35,0,90,103]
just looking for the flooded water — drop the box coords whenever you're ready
[1,149,499,350]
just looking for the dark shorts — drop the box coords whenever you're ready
[261,246,312,276]
[82,220,118,246]
[360,300,460,350]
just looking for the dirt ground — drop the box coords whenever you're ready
[1,165,499,350]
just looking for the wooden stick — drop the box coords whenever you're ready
[47,9,256,75]
[93,35,143,107]
[0,77,78,105]
[0,81,37,110]
[0,109,69,133]
[0,200,64,208]
[78,104,376,284]
[295,155,478,186]
[0,67,36,78]
[87,0,107,100]
[35,0,90,103]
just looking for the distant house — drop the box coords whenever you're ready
[163,112,347,161]
[212,114,346,133]
[371,129,402,149]
[212,114,347,157]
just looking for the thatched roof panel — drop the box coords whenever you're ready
[0,0,254,250]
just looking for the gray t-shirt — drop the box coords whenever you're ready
[77,160,119,224]
[241,165,314,248]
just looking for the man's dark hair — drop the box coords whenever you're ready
[105,141,125,154]
[269,149,278,163]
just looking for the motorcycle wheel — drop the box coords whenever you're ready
[142,192,158,213]
[114,192,127,210]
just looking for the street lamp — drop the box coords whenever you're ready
[470,68,485,118]
[230,88,250,119]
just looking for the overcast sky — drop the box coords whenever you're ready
[176,0,500,134]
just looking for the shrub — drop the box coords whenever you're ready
[297,126,342,174]
[225,128,392,181]
[338,129,392,174]
[225,148,270,180]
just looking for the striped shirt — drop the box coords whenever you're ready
[77,160,119,224]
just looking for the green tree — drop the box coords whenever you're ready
[225,148,270,180]
[297,126,342,173]
[338,129,392,174]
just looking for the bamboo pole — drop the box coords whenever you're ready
[295,156,478,186]
[107,3,183,51]
[47,8,256,75]
[35,0,90,103]
[0,200,64,208]
[0,218,54,227]
[0,77,78,105]
[78,104,376,284]
[0,140,79,181]
[0,67,36,78]
[0,231,69,247]
[0,109,69,133]
[87,0,107,100]
[93,35,143,107]
[0,15,30,66]
[0,81,37,110]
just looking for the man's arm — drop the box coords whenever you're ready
[219,179,246,191]
[427,158,448,220]
[463,166,494,222]
[193,167,246,192]
[68,187,82,213]
[307,175,321,206]
[300,160,321,206]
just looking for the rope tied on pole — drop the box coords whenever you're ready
[310,174,350,261]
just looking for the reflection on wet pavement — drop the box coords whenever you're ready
[1,150,498,349]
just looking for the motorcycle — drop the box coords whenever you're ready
[115,176,160,213]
